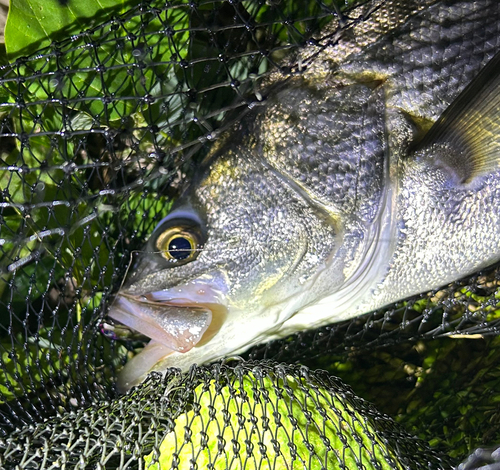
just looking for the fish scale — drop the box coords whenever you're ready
[107,0,500,391]
[341,1,500,118]
[259,81,386,224]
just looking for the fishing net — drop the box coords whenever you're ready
[0,0,500,468]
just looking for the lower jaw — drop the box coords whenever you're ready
[116,340,174,393]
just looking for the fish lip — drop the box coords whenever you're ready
[107,285,228,353]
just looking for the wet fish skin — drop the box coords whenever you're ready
[108,0,500,390]
[256,0,500,315]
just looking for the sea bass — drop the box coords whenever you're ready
[108,0,500,392]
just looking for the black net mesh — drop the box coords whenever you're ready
[1,362,451,469]
[0,0,500,468]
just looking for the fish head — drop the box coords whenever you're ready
[108,131,347,392]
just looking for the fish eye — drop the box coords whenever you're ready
[155,227,202,263]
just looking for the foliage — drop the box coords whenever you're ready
[5,0,143,59]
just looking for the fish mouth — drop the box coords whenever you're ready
[108,285,228,354]
[107,277,229,392]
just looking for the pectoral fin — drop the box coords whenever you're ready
[416,51,500,184]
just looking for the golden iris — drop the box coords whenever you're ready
[156,227,200,262]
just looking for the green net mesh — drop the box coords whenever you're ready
[0,0,500,468]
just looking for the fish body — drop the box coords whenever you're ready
[109,0,500,391]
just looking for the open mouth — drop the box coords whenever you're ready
[108,294,213,353]
[108,287,228,354]
[107,286,228,392]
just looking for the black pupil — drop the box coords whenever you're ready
[168,236,192,260]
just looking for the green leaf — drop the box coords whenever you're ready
[5,0,142,60]
[4,3,192,122]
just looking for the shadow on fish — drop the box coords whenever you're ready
[108,0,500,392]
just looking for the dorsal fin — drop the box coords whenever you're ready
[417,51,500,183]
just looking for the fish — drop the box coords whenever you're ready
[108,0,500,392]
